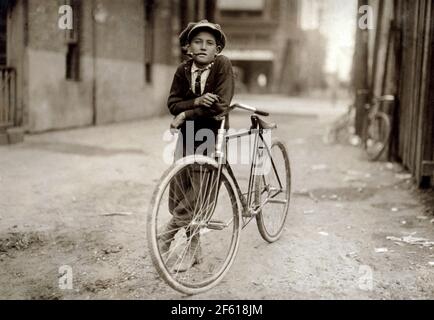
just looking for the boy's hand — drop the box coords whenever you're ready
[170,112,186,133]
[194,93,219,108]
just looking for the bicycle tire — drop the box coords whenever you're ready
[364,112,391,161]
[147,155,242,295]
[255,139,291,243]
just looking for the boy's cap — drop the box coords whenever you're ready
[179,20,226,50]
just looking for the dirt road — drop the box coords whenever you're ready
[1,101,433,299]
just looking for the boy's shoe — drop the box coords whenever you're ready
[157,219,179,255]
[158,238,171,255]
[172,234,203,273]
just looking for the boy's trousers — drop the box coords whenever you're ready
[168,131,218,228]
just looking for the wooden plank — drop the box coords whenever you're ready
[421,0,434,183]
[408,0,420,173]
[353,0,370,136]
[415,0,432,184]
[397,0,404,159]
[411,0,424,180]
[402,0,412,166]
[401,0,412,165]
[388,1,403,160]
[400,0,418,168]
[371,0,385,99]
[397,0,407,161]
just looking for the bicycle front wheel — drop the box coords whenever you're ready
[255,139,291,243]
[147,155,242,295]
[364,112,391,161]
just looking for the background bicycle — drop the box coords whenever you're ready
[327,94,394,162]
[362,95,394,161]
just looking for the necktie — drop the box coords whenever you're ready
[194,69,205,95]
[193,62,213,95]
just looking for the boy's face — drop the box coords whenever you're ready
[188,31,221,67]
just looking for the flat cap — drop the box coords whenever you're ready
[179,20,226,50]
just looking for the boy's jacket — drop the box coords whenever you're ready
[167,54,235,134]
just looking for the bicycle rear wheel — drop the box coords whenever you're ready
[255,139,291,243]
[364,112,391,161]
[147,155,242,295]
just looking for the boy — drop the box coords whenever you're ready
[158,20,234,272]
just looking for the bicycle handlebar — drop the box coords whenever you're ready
[231,103,269,117]
[213,103,269,121]
[376,95,395,102]
[355,88,395,103]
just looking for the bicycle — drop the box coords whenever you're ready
[326,103,357,145]
[327,94,394,162]
[362,95,394,161]
[147,103,291,295]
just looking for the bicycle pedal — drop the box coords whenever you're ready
[207,220,227,230]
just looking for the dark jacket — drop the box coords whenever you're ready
[168,55,234,131]
[168,55,234,158]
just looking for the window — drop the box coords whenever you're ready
[64,0,81,81]
[0,5,7,66]
[66,43,79,80]
[218,0,264,17]
[144,0,155,84]
[218,0,264,11]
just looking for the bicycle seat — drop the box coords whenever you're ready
[252,115,277,130]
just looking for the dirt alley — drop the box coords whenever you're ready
[0,96,433,299]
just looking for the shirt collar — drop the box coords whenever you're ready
[192,61,214,73]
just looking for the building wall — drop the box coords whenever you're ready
[94,0,147,124]
[7,0,177,133]
[271,0,302,94]
[297,30,327,91]
[215,0,306,94]
[26,0,93,131]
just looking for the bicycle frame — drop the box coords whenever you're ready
[208,115,284,228]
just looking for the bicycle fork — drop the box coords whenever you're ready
[195,118,233,231]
